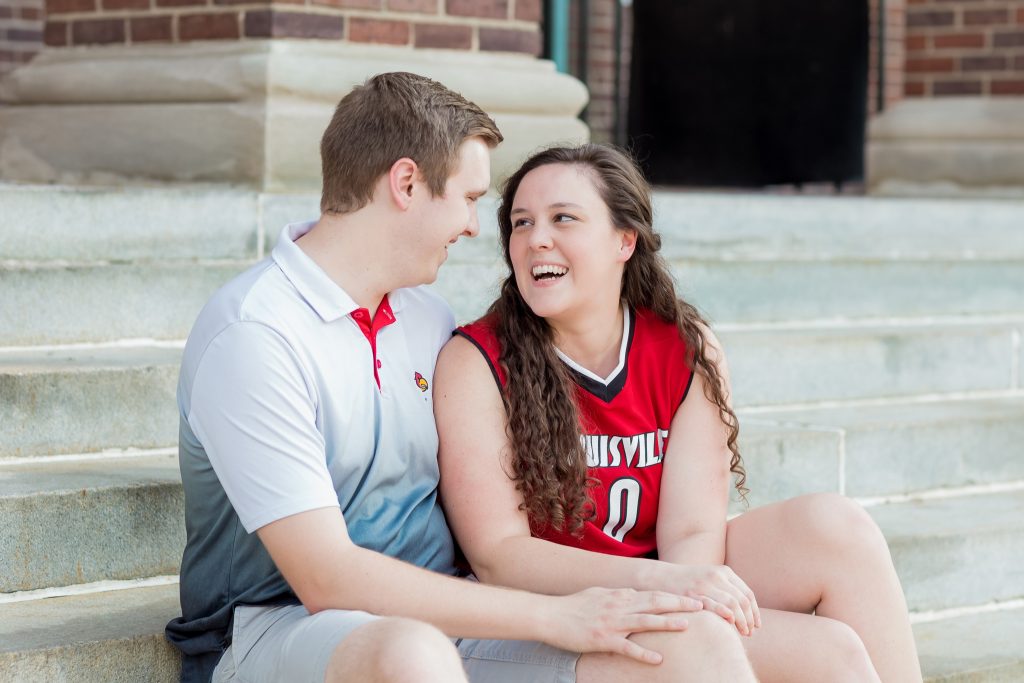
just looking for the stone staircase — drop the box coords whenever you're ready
[2,185,1023,681]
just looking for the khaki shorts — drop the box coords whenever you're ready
[212,603,578,683]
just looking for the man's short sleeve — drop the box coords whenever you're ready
[186,321,339,532]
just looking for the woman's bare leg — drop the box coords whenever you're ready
[742,608,879,683]
[725,493,922,682]
[577,611,757,683]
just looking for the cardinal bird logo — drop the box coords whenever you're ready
[414,372,429,392]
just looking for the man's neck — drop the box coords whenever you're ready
[296,212,398,312]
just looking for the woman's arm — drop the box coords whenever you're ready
[654,329,761,630]
[433,335,756,634]
[655,327,734,566]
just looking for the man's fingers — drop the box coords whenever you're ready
[617,638,664,665]
[640,591,704,614]
[625,613,689,633]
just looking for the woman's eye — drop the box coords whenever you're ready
[513,218,532,229]
[554,213,575,223]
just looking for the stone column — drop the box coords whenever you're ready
[0,0,588,189]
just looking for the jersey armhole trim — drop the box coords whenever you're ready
[453,329,503,392]
[677,368,696,409]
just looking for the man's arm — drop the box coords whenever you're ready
[257,506,698,665]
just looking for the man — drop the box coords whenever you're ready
[166,72,754,683]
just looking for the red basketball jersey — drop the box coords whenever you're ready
[456,308,693,558]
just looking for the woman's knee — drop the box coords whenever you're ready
[815,617,879,682]
[326,617,463,683]
[787,493,887,555]
[661,612,753,679]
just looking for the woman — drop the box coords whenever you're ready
[433,144,922,682]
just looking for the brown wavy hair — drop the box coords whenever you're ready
[490,143,747,536]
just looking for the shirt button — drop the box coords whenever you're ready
[376,360,382,368]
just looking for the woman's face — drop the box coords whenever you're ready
[507,163,636,326]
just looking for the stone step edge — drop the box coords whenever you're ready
[0,575,179,606]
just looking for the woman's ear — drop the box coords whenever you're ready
[388,157,419,210]
[618,228,638,262]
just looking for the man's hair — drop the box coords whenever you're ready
[320,72,503,215]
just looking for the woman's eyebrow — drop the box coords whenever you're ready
[510,202,584,215]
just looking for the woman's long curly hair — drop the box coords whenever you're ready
[489,143,747,536]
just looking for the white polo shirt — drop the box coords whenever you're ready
[171,221,458,654]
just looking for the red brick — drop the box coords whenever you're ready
[1018,7,1024,24]
[992,78,1024,94]
[514,0,539,22]
[1016,54,1024,70]
[446,0,506,19]
[907,10,954,27]
[906,34,928,51]
[157,0,207,7]
[961,55,1006,71]
[414,22,470,49]
[47,0,97,14]
[933,79,983,95]
[479,26,539,54]
[44,21,68,45]
[906,0,927,4]
[310,0,378,8]
[348,17,409,44]
[215,0,271,5]
[130,15,171,41]
[386,0,437,12]
[244,10,343,38]
[964,8,1009,26]
[18,8,43,20]
[7,28,43,41]
[906,57,955,73]
[933,32,985,49]
[994,30,1024,47]
[905,80,929,96]
[0,6,12,17]
[102,0,149,10]
[179,12,239,40]
[72,17,125,43]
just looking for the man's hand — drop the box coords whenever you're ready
[540,587,703,664]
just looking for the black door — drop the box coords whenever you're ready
[628,0,868,188]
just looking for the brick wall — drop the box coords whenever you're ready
[869,0,908,113]
[40,0,541,54]
[0,0,44,77]
[569,0,629,144]
[905,0,1024,96]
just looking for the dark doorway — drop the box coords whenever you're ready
[628,0,869,188]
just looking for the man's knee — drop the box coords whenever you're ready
[326,617,464,683]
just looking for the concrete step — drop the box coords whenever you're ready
[0,183,260,261]
[0,262,245,345]
[433,257,1024,327]
[0,453,184,593]
[0,346,180,460]
[869,491,1024,613]
[720,321,1022,408]
[744,397,1024,499]
[0,583,181,683]
[0,584,1018,683]
[917,607,1024,682]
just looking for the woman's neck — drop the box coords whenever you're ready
[550,302,625,379]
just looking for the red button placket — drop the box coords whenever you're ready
[352,296,396,389]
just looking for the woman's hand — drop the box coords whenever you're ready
[651,563,761,636]
[540,587,704,664]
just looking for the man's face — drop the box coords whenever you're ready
[405,137,491,285]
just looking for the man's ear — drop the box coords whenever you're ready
[388,157,419,210]
[618,228,638,262]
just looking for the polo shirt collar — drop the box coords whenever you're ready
[272,221,407,322]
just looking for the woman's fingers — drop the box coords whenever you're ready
[725,570,761,629]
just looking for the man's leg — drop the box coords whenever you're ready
[215,604,466,683]
[458,610,756,683]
